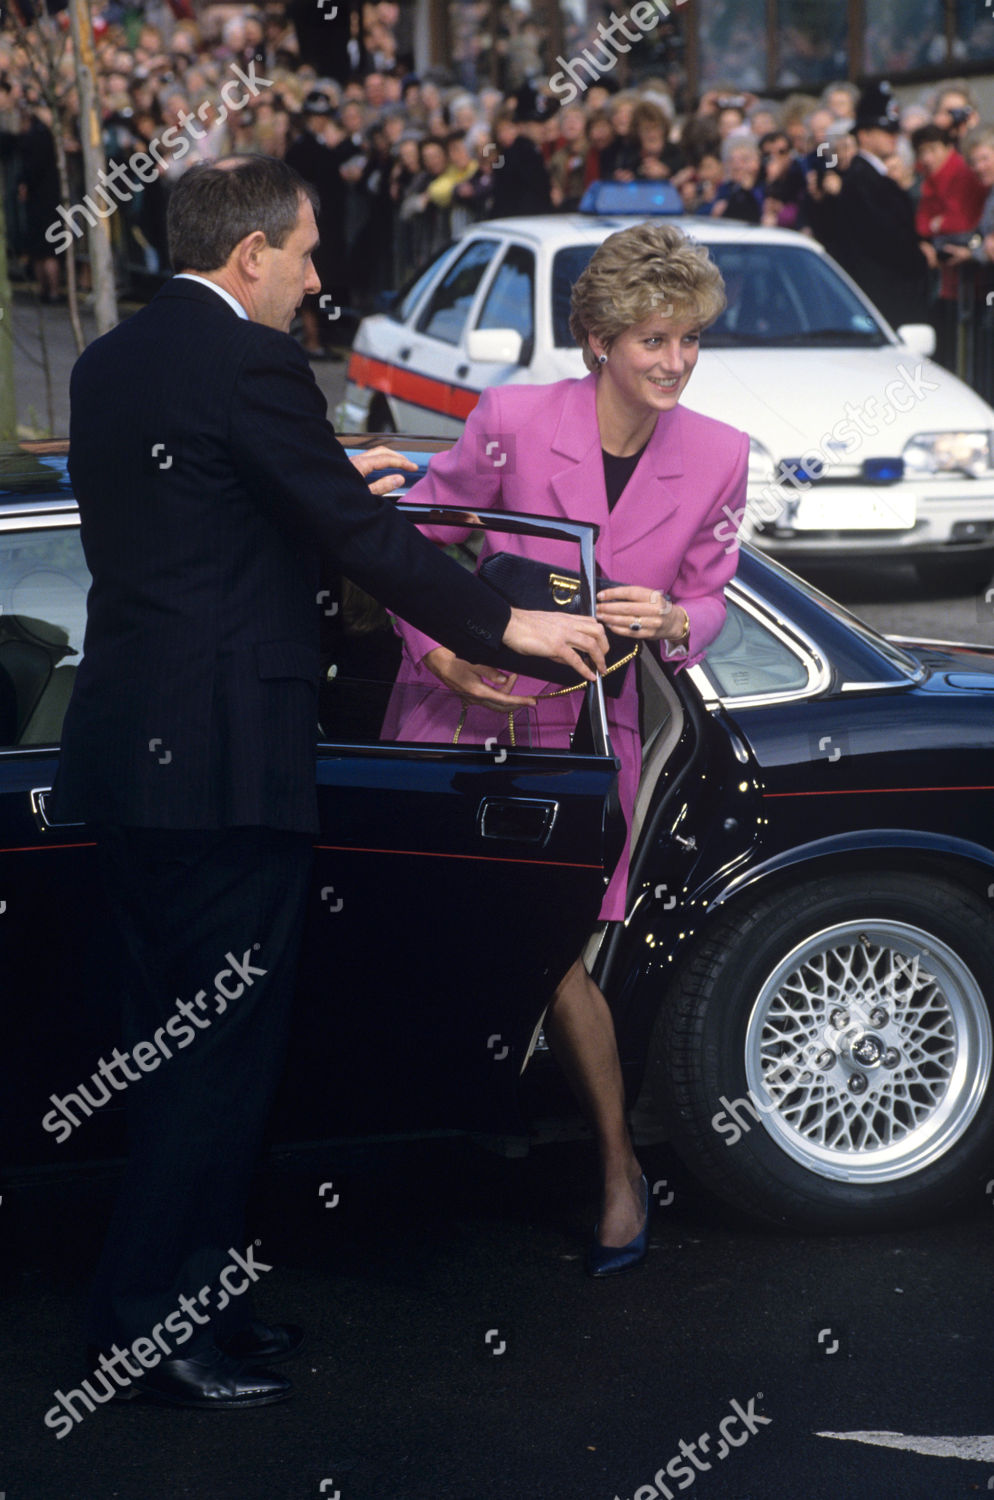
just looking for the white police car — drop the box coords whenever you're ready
[337,182,994,591]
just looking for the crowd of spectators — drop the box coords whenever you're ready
[1,1,993,372]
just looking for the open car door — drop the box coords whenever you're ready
[281,507,622,1142]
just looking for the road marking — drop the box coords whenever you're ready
[816,1431,994,1463]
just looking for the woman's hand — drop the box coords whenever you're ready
[596,585,689,645]
[424,648,537,710]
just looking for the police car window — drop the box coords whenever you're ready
[705,245,887,346]
[552,245,597,346]
[0,525,90,746]
[476,245,535,345]
[416,239,499,345]
[390,243,459,324]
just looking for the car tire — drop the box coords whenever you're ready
[913,551,994,596]
[366,396,397,434]
[650,872,994,1230]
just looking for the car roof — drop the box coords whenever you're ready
[460,215,826,254]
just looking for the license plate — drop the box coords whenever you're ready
[791,492,916,530]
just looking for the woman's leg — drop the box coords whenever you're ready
[543,958,645,1246]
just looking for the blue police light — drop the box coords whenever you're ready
[579,180,684,216]
[862,457,905,483]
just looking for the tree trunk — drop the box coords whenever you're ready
[0,171,17,442]
[51,130,85,355]
[69,0,118,335]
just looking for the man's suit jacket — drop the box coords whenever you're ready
[807,154,927,330]
[383,375,748,920]
[53,276,511,834]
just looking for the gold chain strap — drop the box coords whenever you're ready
[450,644,640,749]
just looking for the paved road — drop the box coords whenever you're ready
[4,1137,994,1500]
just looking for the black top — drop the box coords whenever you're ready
[603,441,649,510]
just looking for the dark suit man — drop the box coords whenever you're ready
[284,91,348,354]
[53,155,606,1412]
[805,81,927,331]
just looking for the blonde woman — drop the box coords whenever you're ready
[385,222,748,1273]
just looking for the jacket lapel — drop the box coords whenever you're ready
[548,378,689,576]
[548,374,609,537]
[607,403,685,560]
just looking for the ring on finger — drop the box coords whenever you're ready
[631,618,642,632]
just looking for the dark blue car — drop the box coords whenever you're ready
[3,438,994,1233]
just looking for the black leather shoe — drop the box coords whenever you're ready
[88,1346,292,1409]
[219,1319,306,1364]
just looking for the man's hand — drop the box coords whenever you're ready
[424,648,536,710]
[349,445,420,495]
[502,609,608,680]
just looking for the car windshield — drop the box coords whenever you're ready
[552,240,888,349]
[705,244,887,346]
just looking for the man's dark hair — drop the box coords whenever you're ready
[167,155,320,273]
[911,123,951,152]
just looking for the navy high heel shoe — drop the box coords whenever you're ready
[586,1173,650,1277]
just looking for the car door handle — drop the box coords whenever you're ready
[456,363,469,378]
[399,346,412,361]
[478,797,559,844]
[31,787,85,830]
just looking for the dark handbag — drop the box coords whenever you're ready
[477,551,639,697]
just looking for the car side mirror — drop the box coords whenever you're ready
[895,323,936,358]
[466,328,524,365]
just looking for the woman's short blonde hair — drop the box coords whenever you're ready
[569,221,727,371]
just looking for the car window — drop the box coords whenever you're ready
[552,245,597,347]
[320,519,605,753]
[415,238,499,345]
[700,599,810,698]
[389,242,458,324]
[475,244,535,346]
[705,244,887,346]
[0,523,90,747]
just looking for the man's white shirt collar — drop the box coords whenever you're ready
[859,148,889,176]
[174,273,249,319]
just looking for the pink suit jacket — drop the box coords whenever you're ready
[383,373,748,919]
